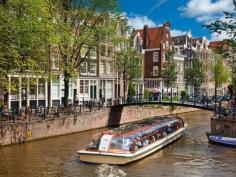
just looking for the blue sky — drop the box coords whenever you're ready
[118,0,234,41]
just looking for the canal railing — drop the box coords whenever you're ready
[0,93,235,123]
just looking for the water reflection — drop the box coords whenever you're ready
[0,111,236,177]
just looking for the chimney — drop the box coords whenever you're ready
[164,21,171,28]
[143,25,148,49]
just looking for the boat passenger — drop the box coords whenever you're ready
[163,131,167,137]
[136,141,143,148]
[142,139,149,146]
[167,127,173,133]
[88,139,99,149]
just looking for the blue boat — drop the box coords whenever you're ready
[207,135,236,147]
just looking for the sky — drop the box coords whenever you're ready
[118,0,235,41]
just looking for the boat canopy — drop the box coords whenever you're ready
[107,118,181,152]
[125,119,178,141]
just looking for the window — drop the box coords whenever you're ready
[52,77,59,98]
[80,62,87,74]
[80,80,84,94]
[90,47,97,59]
[166,41,169,49]
[11,78,19,100]
[38,79,45,99]
[90,63,97,75]
[85,80,89,94]
[29,79,37,99]
[80,80,89,94]
[166,33,169,38]
[163,43,165,49]
[81,45,88,58]
[153,66,159,77]
[106,61,112,75]
[52,54,59,69]
[100,61,105,75]
[153,52,159,62]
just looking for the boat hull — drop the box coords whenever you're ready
[207,135,236,147]
[78,126,186,165]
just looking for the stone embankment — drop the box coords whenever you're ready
[211,116,236,137]
[0,106,200,146]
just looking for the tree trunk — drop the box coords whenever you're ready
[63,71,70,108]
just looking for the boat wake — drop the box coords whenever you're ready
[96,164,127,177]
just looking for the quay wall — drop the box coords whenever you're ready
[0,106,200,146]
[211,117,236,138]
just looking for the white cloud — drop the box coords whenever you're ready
[211,31,233,41]
[171,29,187,37]
[127,14,157,30]
[179,0,234,23]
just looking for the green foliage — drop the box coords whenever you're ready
[212,55,230,87]
[0,0,52,93]
[51,0,119,106]
[205,0,236,82]
[128,83,135,97]
[115,27,143,98]
[181,90,187,100]
[161,52,178,89]
[144,88,150,99]
[185,55,205,88]
[205,0,236,40]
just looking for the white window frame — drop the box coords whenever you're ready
[90,47,97,59]
[153,52,159,62]
[153,66,159,77]
[80,62,87,75]
[106,61,112,75]
[100,61,105,75]
[90,63,97,75]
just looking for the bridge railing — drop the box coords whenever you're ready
[110,93,236,118]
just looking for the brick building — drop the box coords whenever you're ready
[134,22,171,93]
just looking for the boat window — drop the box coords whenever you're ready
[87,138,100,150]
[109,137,132,152]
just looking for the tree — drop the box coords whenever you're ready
[212,55,230,96]
[0,0,52,93]
[185,55,205,96]
[206,0,236,103]
[161,51,178,93]
[115,45,143,99]
[51,0,119,107]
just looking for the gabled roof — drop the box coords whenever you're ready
[192,37,203,45]
[208,41,225,49]
[134,26,164,49]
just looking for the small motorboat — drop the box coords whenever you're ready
[77,116,187,165]
[207,134,236,147]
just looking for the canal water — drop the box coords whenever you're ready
[1,111,236,177]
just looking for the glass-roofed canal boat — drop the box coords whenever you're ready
[77,116,188,165]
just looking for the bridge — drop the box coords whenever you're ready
[110,94,235,118]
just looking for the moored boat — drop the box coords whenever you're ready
[77,116,187,165]
[206,133,236,147]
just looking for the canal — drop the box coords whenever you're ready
[0,111,236,177]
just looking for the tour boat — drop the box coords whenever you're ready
[207,134,236,147]
[77,116,187,165]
